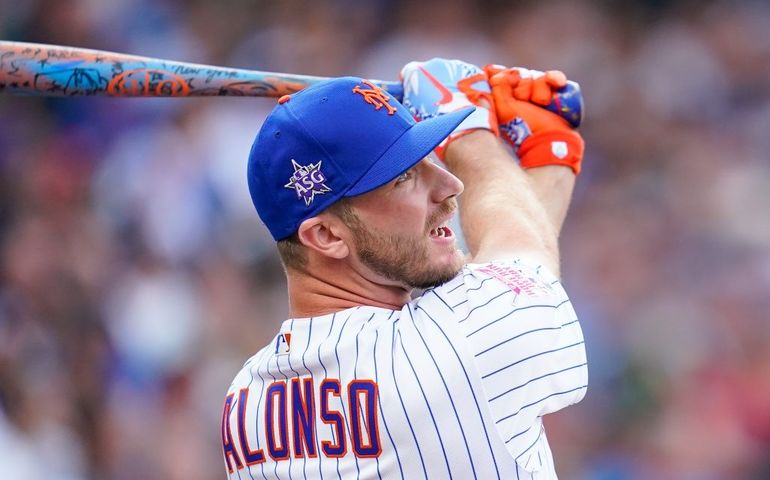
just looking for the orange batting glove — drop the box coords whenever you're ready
[484,64,585,174]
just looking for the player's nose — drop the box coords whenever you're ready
[425,159,464,202]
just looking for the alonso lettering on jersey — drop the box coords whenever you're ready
[222,377,382,473]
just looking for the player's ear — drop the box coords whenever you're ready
[296,215,350,260]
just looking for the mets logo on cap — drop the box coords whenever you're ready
[284,158,332,206]
[352,79,397,115]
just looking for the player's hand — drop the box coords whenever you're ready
[484,64,585,174]
[400,58,498,158]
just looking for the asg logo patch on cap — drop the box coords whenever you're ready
[284,159,332,206]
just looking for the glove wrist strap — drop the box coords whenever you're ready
[518,130,584,175]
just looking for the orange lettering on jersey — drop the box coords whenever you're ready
[353,80,397,115]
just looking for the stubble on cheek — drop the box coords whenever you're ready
[353,224,462,290]
[342,197,463,289]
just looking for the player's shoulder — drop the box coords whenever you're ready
[224,346,271,395]
[409,257,569,331]
[432,256,565,304]
[466,257,564,299]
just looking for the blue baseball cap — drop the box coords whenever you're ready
[247,76,473,240]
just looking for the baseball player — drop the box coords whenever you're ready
[222,58,587,479]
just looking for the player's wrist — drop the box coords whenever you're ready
[443,129,502,167]
[436,107,499,158]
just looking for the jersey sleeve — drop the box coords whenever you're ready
[429,258,588,459]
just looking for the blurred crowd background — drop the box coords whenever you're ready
[1,0,769,478]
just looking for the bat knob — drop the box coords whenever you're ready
[545,81,583,128]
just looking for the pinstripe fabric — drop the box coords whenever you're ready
[223,258,587,479]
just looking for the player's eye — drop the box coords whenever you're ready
[394,169,413,185]
[395,163,419,186]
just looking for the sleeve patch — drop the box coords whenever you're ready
[475,263,555,297]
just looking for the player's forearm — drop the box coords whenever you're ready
[523,165,576,239]
[444,130,559,272]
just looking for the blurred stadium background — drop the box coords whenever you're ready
[1,0,769,478]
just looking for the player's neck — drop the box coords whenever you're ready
[285,261,411,318]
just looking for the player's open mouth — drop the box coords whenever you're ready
[429,226,453,238]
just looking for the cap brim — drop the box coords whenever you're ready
[345,106,475,196]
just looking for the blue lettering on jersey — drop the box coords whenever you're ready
[266,381,290,460]
[348,380,382,458]
[223,377,382,473]
[221,394,244,473]
[320,379,347,457]
[237,389,266,465]
[291,377,317,458]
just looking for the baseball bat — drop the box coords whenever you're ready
[0,41,582,127]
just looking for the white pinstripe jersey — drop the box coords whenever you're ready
[222,258,587,479]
